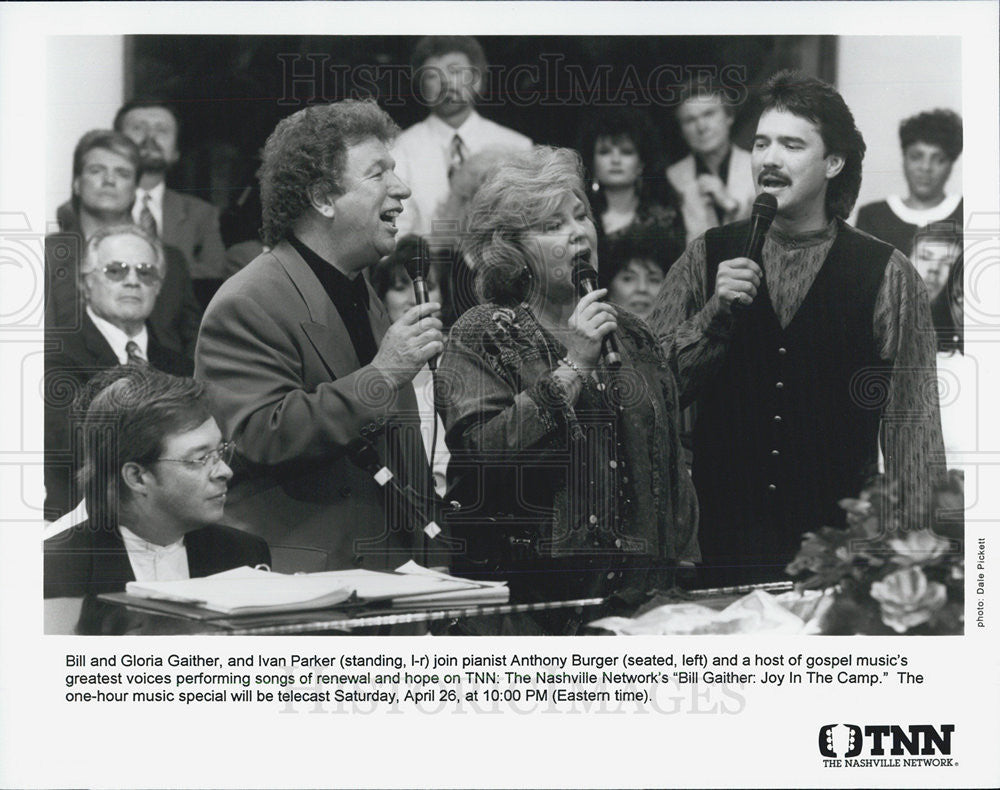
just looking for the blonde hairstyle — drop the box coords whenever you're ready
[432,147,515,236]
[463,146,591,305]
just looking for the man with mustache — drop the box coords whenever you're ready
[392,36,531,237]
[113,100,229,301]
[649,70,945,588]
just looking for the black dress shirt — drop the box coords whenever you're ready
[288,234,378,365]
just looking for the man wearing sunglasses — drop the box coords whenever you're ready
[46,129,201,359]
[44,224,192,520]
[44,367,270,625]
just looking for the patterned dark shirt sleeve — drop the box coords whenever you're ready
[647,236,734,408]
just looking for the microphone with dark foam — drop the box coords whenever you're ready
[571,262,622,369]
[404,237,437,371]
[735,192,779,311]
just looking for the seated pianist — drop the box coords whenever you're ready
[44,366,270,632]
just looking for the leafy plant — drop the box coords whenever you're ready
[786,471,964,635]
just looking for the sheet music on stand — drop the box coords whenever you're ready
[103,561,511,624]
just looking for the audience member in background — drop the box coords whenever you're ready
[929,252,968,469]
[427,147,514,319]
[114,99,230,304]
[910,222,963,302]
[43,367,269,619]
[392,36,531,237]
[667,78,756,244]
[855,109,963,256]
[44,224,192,520]
[598,227,674,321]
[599,226,696,471]
[580,108,686,264]
[436,147,698,631]
[196,100,443,572]
[46,130,201,359]
[650,71,945,588]
[370,235,451,495]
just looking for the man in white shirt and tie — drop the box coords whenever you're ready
[113,100,229,295]
[43,366,270,632]
[392,36,532,237]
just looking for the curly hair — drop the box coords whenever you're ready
[257,100,399,247]
[899,109,963,161]
[432,147,515,237]
[463,146,591,306]
[758,70,866,220]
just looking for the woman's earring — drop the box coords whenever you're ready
[591,180,600,193]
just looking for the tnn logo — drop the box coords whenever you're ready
[818,724,954,758]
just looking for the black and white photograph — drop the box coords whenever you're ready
[1,2,998,788]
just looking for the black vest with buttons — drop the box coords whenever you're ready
[695,219,893,584]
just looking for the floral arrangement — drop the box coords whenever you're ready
[786,471,965,635]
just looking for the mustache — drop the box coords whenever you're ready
[758,169,791,185]
[139,137,166,157]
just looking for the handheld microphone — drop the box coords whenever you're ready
[571,262,622,369]
[404,238,437,371]
[735,192,778,311]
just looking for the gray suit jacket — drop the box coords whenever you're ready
[666,145,757,243]
[195,241,436,571]
[163,188,228,280]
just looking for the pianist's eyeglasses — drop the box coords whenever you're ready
[155,441,236,470]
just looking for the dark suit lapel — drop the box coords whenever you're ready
[81,313,122,367]
[89,522,136,588]
[185,529,212,577]
[270,242,365,379]
[146,329,192,376]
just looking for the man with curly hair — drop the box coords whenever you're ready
[650,71,945,588]
[195,100,444,571]
[856,109,963,256]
